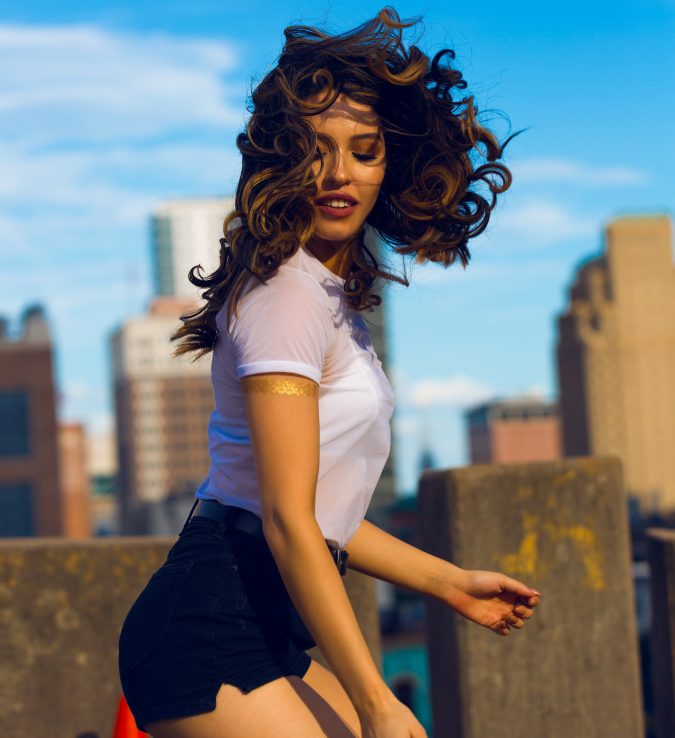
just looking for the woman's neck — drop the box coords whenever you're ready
[304,238,355,280]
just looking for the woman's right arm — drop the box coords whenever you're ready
[241,371,427,738]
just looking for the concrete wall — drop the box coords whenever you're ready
[418,455,644,738]
[0,536,379,738]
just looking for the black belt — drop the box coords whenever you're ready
[185,498,349,576]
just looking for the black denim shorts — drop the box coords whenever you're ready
[117,514,317,732]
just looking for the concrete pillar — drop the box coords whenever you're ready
[647,528,675,738]
[418,455,644,738]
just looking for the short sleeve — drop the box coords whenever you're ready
[227,270,335,383]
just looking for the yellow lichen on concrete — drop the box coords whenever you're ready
[516,484,534,500]
[64,550,83,574]
[551,467,578,487]
[498,531,539,577]
[546,494,560,511]
[496,507,606,591]
[542,523,606,590]
[495,511,540,576]
[0,551,27,571]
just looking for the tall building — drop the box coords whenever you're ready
[151,197,235,299]
[465,395,562,464]
[57,422,92,537]
[0,305,62,536]
[556,214,675,513]
[110,296,214,533]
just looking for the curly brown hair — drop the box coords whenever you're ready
[171,6,520,360]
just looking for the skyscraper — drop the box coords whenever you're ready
[556,215,675,513]
[110,296,214,533]
[0,305,62,536]
[151,197,235,299]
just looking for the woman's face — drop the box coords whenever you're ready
[305,91,387,256]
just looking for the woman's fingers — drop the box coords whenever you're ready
[505,577,542,601]
[506,613,525,628]
[516,594,540,609]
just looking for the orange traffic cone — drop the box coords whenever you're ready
[111,695,149,738]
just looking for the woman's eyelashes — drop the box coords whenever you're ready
[314,149,379,162]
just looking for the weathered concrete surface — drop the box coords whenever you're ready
[647,528,675,738]
[418,455,644,738]
[0,536,379,738]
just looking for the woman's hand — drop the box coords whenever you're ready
[440,569,542,636]
[358,690,428,738]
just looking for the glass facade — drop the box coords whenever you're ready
[0,390,30,457]
[0,482,34,536]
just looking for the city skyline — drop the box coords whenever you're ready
[0,0,672,494]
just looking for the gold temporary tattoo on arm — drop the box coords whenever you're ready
[243,376,318,397]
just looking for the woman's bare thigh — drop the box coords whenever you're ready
[144,657,361,738]
[300,657,361,736]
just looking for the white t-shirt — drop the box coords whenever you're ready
[194,243,395,548]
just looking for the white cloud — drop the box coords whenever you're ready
[491,198,601,245]
[0,23,244,258]
[410,375,495,409]
[390,366,495,409]
[408,253,568,287]
[0,21,245,330]
[510,158,649,186]
[0,23,244,143]
[521,382,552,399]
[0,141,238,253]
[384,199,602,288]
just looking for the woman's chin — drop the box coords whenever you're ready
[311,224,364,244]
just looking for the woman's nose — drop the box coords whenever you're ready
[322,151,351,187]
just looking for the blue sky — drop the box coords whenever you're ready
[1,0,673,495]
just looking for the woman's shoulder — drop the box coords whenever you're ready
[248,247,334,304]
[216,249,333,332]
[251,253,329,306]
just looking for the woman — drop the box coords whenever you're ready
[118,7,541,738]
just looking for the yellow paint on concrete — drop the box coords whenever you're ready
[64,551,82,574]
[546,494,560,510]
[496,504,606,591]
[516,485,534,500]
[542,523,606,590]
[496,512,539,576]
[551,467,578,487]
[498,532,539,577]
[0,552,27,570]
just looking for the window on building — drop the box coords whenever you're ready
[0,391,30,457]
[0,482,34,536]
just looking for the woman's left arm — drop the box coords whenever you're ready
[346,518,542,636]
[346,517,465,600]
